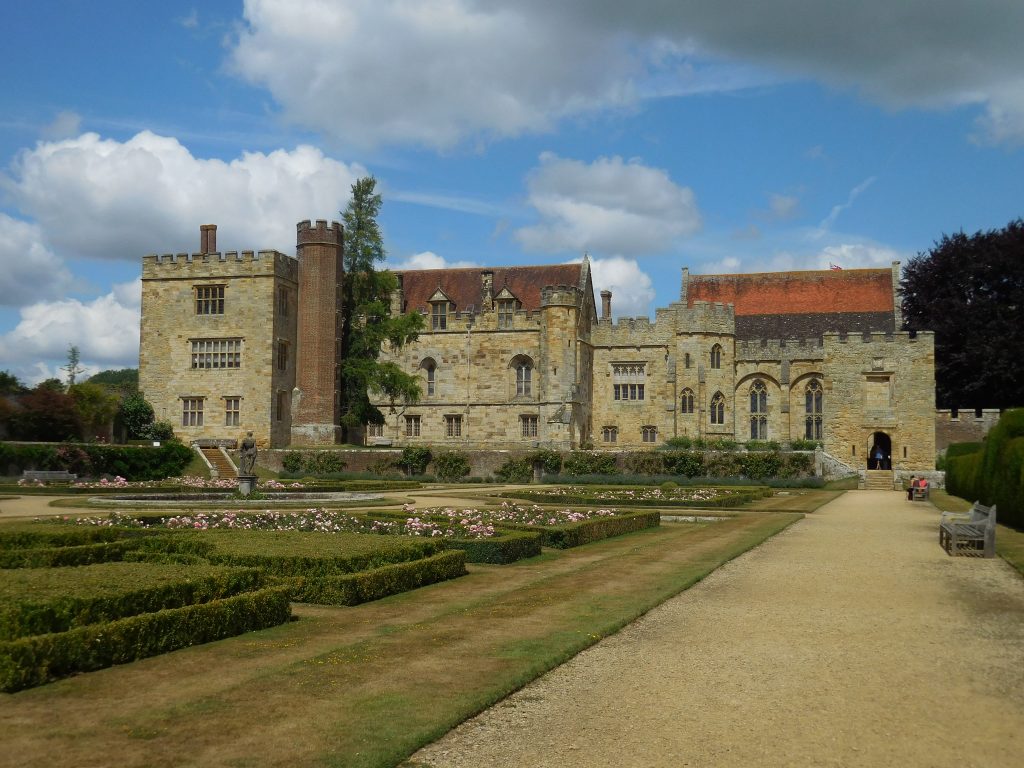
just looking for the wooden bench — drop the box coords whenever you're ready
[912,483,930,501]
[21,470,78,483]
[939,501,996,558]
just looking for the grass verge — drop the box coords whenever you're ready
[0,512,799,768]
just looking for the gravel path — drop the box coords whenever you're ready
[410,491,1024,768]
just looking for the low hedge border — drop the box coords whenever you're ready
[511,510,660,549]
[443,530,543,564]
[135,533,446,578]
[0,524,124,550]
[501,488,769,508]
[280,550,466,606]
[0,586,292,692]
[1,566,265,641]
[0,539,142,569]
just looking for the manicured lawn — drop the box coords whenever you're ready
[0,511,800,768]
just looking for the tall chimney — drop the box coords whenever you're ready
[200,224,217,254]
[600,289,612,321]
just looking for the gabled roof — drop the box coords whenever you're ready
[396,264,585,313]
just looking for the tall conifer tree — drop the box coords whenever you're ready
[338,177,423,441]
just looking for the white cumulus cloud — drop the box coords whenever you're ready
[577,256,655,319]
[2,131,366,261]
[517,153,700,256]
[389,251,478,271]
[0,280,142,379]
[0,214,74,306]
[226,0,1024,147]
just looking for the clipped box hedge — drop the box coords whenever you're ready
[0,586,292,692]
[0,563,265,641]
[138,530,446,577]
[281,550,466,606]
[505,487,768,508]
[442,530,543,564]
[511,510,660,549]
[0,523,124,550]
[0,539,142,569]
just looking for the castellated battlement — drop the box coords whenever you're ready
[591,314,671,346]
[672,300,735,334]
[296,219,343,247]
[540,285,582,307]
[736,337,824,362]
[823,330,934,346]
[142,250,298,281]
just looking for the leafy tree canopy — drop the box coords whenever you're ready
[0,371,27,395]
[87,368,139,392]
[118,392,156,439]
[337,177,424,438]
[6,386,81,441]
[901,218,1024,409]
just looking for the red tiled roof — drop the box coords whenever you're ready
[687,268,894,316]
[396,264,584,313]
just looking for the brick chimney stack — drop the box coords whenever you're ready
[600,290,612,321]
[200,224,217,254]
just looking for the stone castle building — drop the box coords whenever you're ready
[139,222,937,471]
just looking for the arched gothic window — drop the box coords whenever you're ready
[680,388,695,414]
[749,379,767,440]
[420,358,437,396]
[710,344,722,370]
[511,355,534,397]
[710,391,726,425]
[805,379,823,440]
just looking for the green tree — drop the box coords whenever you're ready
[68,382,121,441]
[86,368,139,393]
[338,177,424,441]
[0,371,27,395]
[901,219,1024,409]
[61,345,85,387]
[118,392,156,439]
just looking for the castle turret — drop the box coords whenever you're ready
[291,219,344,445]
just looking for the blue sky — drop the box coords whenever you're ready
[1,0,1022,384]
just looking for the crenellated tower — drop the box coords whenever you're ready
[291,219,345,445]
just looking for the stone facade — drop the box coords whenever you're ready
[138,226,297,448]
[138,224,938,470]
[366,264,597,449]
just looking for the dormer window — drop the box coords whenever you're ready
[428,288,453,330]
[495,287,519,330]
[431,302,448,330]
[498,300,515,329]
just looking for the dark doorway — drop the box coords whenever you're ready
[869,432,891,469]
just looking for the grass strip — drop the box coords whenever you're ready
[0,512,800,768]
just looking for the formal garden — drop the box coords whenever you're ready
[3,410,1023,767]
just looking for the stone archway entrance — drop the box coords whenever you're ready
[868,431,891,469]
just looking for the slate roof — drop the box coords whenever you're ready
[396,264,585,313]
[688,268,896,340]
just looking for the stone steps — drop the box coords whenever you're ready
[200,447,236,479]
[864,470,894,490]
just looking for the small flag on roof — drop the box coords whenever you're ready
[829,263,842,270]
